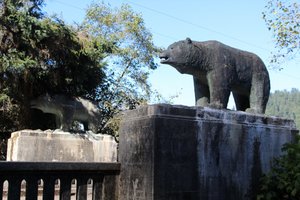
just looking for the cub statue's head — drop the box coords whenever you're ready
[30,94,56,113]
[159,38,196,74]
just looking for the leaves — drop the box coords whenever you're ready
[259,89,300,199]
[82,2,159,80]
[257,135,300,200]
[79,2,160,136]
[263,0,300,68]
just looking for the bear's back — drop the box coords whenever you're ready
[192,40,268,85]
[196,40,255,58]
[194,40,265,71]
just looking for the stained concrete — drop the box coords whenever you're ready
[7,130,118,162]
[118,104,298,200]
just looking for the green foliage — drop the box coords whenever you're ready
[81,2,159,99]
[266,88,300,128]
[263,0,300,68]
[0,96,20,133]
[260,89,300,199]
[80,2,160,135]
[257,135,300,200]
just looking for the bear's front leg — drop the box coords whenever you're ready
[55,114,63,130]
[193,77,210,107]
[207,72,230,109]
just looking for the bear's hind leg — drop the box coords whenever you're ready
[248,73,270,114]
[209,89,230,109]
[232,92,250,111]
[88,121,98,133]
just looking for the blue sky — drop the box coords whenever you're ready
[44,0,300,107]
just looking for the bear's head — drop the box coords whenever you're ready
[30,94,53,111]
[159,38,198,74]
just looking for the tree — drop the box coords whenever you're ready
[265,88,300,128]
[257,135,300,200]
[260,90,300,199]
[263,0,300,68]
[79,2,160,135]
[0,0,107,131]
[0,0,160,137]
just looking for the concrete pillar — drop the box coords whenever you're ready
[118,104,298,200]
[7,130,118,162]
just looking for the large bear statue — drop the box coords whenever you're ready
[159,38,270,114]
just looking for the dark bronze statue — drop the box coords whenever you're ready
[159,38,270,114]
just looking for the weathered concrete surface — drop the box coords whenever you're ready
[7,130,117,162]
[118,104,298,200]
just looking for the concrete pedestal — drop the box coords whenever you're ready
[7,130,118,162]
[118,104,298,200]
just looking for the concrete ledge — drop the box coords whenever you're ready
[118,104,298,200]
[0,161,121,171]
[123,104,296,128]
[7,130,118,162]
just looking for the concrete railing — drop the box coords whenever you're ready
[0,161,120,200]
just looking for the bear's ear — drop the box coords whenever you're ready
[186,37,192,44]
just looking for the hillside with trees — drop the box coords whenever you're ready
[266,88,300,128]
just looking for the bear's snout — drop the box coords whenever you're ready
[159,52,170,64]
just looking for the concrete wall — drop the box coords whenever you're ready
[118,104,298,200]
